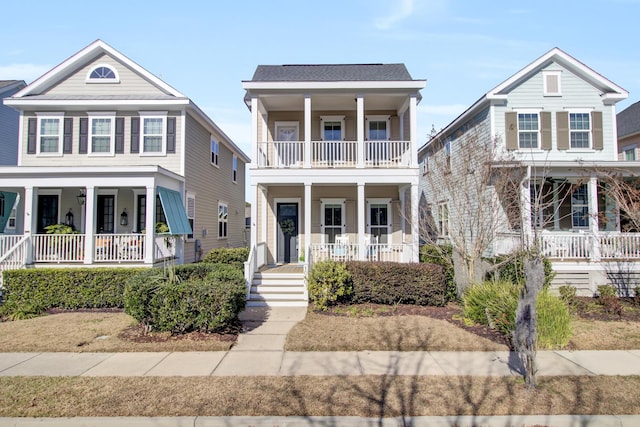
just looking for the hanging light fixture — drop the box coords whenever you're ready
[120,208,128,226]
[65,208,74,226]
[76,191,86,205]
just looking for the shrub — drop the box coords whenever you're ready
[0,267,147,318]
[420,244,456,302]
[596,284,622,316]
[537,291,572,349]
[347,261,447,306]
[489,251,555,290]
[203,247,249,265]
[307,261,352,311]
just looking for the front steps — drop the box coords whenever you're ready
[247,266,308,307]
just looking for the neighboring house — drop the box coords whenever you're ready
[243,63,425,306]
[0,40,249,281]
[617,101,640,160]
[0,80,26,165]
[419,48,636,295]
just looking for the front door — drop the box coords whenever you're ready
[96,195,115,233]
[37,194,58,233]
[277,202,298,264]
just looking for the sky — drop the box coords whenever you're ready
[1,0,639,177]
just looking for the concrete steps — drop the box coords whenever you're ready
[247,270,308,307]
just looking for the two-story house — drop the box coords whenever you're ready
[0,80,26,166]
[419,48,637,295]
[0,40,249,280]
[242,63,425,306]
[617,101,640,161]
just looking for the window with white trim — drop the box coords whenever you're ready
[7,204,16,230]
[438,203,449,237]
[37,114,63,155]
[210,138,219,166]
[624,146,636,161]
[570,113,591,149]
[571,184,589,228]
[218,202,228,238]
[518,113,539,149]
[543,71,561,96]
[232,155,238,183]
[186,193,195,240]
[321,199,345,244]
[139,113,166,154]
[87,64,119,83]
[88,114,115,155]
[366,116,390,140]
[444,141,451,172]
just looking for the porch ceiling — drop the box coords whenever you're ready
[258,93,409,111]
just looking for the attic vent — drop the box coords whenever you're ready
[87,64,119,83]
[543,70,561,96]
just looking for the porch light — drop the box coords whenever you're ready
[65,209,74,226]
[120,208,128,226]
[76,191,86,205]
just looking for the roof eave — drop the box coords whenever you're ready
[242,80,426,90]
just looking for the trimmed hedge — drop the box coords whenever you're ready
[346,261,447,306]
[308,261,352,311]
[203,247,249,266]
[0,267,147,318]
[124,264,246,333]
[420,244,456,302]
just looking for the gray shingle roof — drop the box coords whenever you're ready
[618,101,640,138]
[0,80,23,90]
[250,64,415,82]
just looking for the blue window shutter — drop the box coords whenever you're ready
[115,117,125,153]
[79,118,88,154]
[157,186,193,235]
[63,117,73,154]
[27,118,37,154]
[166,117,176,153]
[0,192,18,232]
[131,117,140,153]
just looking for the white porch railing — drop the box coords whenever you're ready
[365,140,411,168]
[93,234,146,262]
[244,242,267,299]
[309,243,411,264]
[257,141,304,168]
[0,235,22,257]
[311,141,357,167]
[33,234,85,263]
[540,233,593,260]
[599,233,640,259]
[0,235,30,288]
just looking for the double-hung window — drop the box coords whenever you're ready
[518,113,539,149]
[571,184,589,228]
[321,199,345,244]
[570,113,591,149]
[211,138,219,166]
[232,155,238,183]
[218,202,228,239]
[36,114,63,155]
[139,113,166,155]
[624,146,636,161]
[186,193,195,240]
[88,113,115,155]
[438,203,449,237]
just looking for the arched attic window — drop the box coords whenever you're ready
[86,64,119,83]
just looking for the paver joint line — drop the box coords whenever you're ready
[552,350,599,376]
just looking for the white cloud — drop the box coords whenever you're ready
[0,63,50,82]
[374,0,417,30]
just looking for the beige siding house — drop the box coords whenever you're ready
[243,64,425,306]
[0,40,249,280]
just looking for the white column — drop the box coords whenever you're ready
[304,183,311,263]
[23,186,34,264]
[145,186,155,264]
[356,96,364,168]
[358,183,366,260]
[409,95,418,168]
[588,176,601,261]
[250,184,258,251]
[411,184,420,262]
[304,95,311,168]
[251,97,258,167]
[83,186,96,264]
[399,112,405,141]
[520,170,532,249]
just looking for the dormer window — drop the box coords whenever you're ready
[87,64,119,83]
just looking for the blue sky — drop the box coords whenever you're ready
[1,0,639,162]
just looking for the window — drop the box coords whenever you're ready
[518,113,539,149]
[368,200,391,246]
[135,194,167,232]
[186,193,195,240]
[624,146,637,161]
[139,113,167,155]
[89,114,115,154]
[210,138,219,166]
[444,141,452,172]
[37,115,63,155]
[438,203,449,237]
[368,120,388,140]
[321,199,345,244]
[87,64,119,82]
[571,184,589,228]
[218,202,228,238]
[570,113,591,149]
[323,120,342,141]
[232,155,238,183]
[543,71,561,96]
[7,204,16,230]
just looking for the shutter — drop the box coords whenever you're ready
[540,112,552,150]
[27,117,37,154]
[63,117,73,154]
[592,111,603,150]
[115,117,125,153]
[390,116,400,140]
[131,117,140,153]
[505,112,518,150]
[557,111,569,150]
[166,117,176,153]
[79,117,88,154]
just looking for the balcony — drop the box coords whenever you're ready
[256,140,413,169]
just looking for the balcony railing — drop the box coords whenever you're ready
[309,243,412,263]
[33,234,86,262]
[256,140,413,169]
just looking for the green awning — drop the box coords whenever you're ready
[157,186,193,235]
[0,191,18,233]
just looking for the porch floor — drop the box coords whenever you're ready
[259,264,305,274]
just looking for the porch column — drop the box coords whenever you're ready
[144,186,155,264]
[399,112,405,141]
[250,96,258,167]
[83,186,96,264]
[409,95,418,168]
[356,96,364,168]
[304,183,311,263]
[520,169,533,249]
[304,95,311,168]
[589,176,601,262]
[260,186,268,246]
[250,184,258,251]
[411,183,419,262]
[358,183,366,260]
[23,186,35,264]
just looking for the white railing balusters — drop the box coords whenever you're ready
[309,243,409,263]
[0,235,30,288]
[32,234,85,262]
